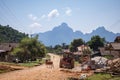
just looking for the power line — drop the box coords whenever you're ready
[0,2,15,27]
[109,20,120,28]
[0,0,25,29]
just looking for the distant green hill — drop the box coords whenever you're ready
[0,25,28,43]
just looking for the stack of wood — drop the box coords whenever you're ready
[108,58,120,75]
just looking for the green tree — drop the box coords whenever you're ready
[54,44,62,54]
[46,46,54,53]
[61,43,69,49]
[0,24,28,43]
[12,37,46,62]
[70,38,84,52]
[54,44,62,50]
[87,35,105,51]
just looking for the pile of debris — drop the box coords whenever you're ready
[108,58,120,75]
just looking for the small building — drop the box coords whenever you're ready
[75,45,91,55]
[110,42,120,51]
[73,45,91,61]
[62,49,70,53]
[0,43,18,61]
[99,42,120,59]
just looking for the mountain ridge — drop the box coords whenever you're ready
[33,23,120,46]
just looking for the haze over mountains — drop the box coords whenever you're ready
[33,23,120,46]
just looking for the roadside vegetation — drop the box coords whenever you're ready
[87,73,120,80]
[18,59,44,67]
[11,36,46,63]
[0,57,46,73]
[18,54,50,67]
[68,73,120,80]
[0,35,47,73]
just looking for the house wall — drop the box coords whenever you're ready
[0,52,7,61]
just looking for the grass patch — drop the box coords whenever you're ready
[19,62,38,67]
[0,70,6,73]
[0,58,45,68]
[87,73,111,80]
[18,59,45,67]
[104,55,114,59]
[67,73,120,80]
[0,58,46,73]
[0,61,40,67]
[0,62,19,66]
[87,73,120,80]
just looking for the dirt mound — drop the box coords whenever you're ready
[0,65,22,73]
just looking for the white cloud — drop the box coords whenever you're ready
[29,22,42,33]
[30,22,41,28]
[48,9,59,19]
[28,14,38,21]
[41,14,46,19]
[65,7,72,16]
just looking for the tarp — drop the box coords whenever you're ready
[91,56,108,64]
[91,56,108,68]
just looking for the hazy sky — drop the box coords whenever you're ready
[0,0,120,34]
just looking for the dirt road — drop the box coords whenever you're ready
[0,53,78,80]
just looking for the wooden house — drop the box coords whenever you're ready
[99,36,120,59]
[99,42,120,59]
[0,43,18,61]
[73,45,91,61]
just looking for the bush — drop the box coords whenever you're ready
[11,37,46,62]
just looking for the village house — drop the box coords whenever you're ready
[62,49,70,53]
[0,43,18,62]
[73,45,91,61]
[99,36,120,59]
[99,43,120,59]
[75,45,91,55]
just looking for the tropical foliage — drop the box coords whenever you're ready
[70,38,84,52]
[87,35,105,51]
[12,37,46,62]
[0,25,28,43]
[46,43,69,54]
